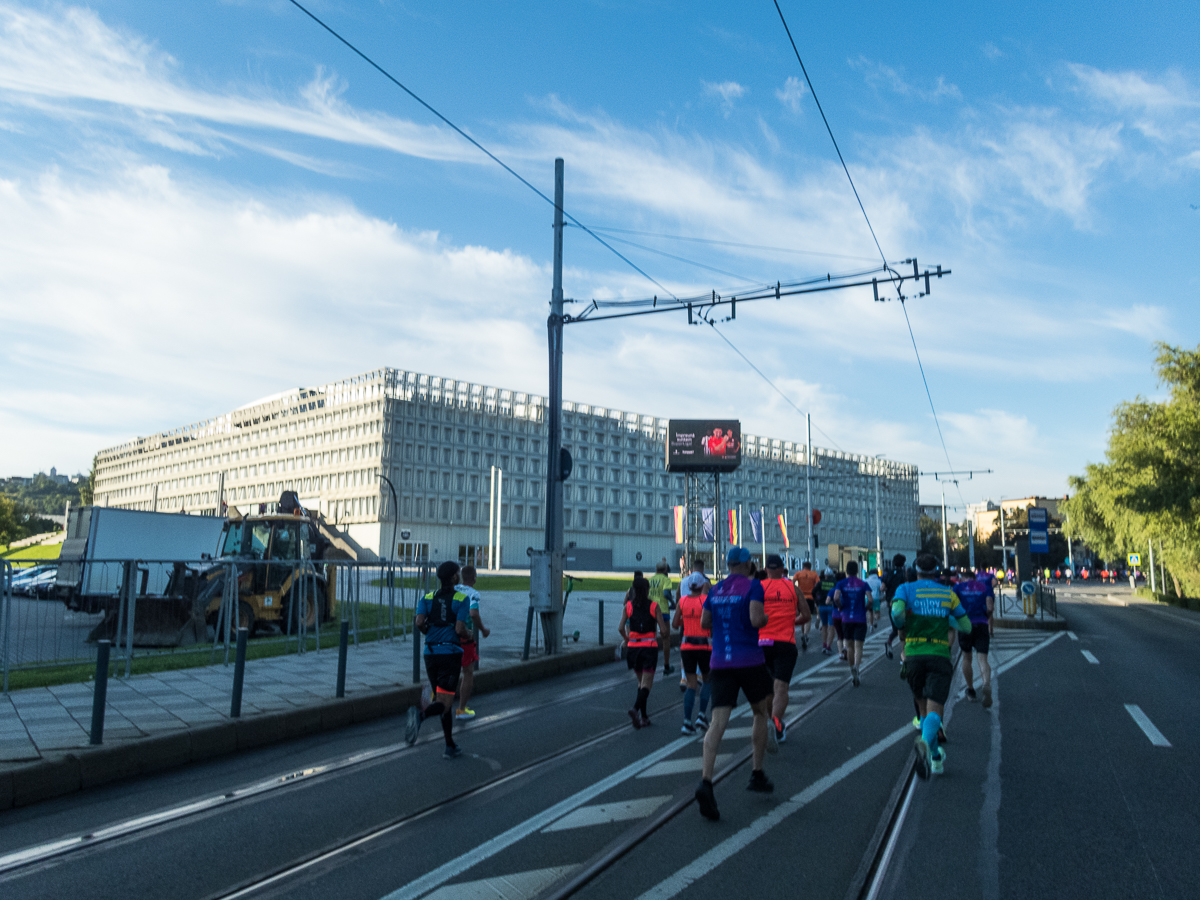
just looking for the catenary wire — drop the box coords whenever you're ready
[286,0,678,302]
[772,0,966,507]
[580,225,885,264]
[705,320,844,451]
[579,230,761,286]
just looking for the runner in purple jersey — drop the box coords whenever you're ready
[694,547,773,821]
[832,560,871,685]
[953,569,995,707]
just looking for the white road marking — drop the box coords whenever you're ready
[637,754,731,778]
[1081,650,1100,664]
[721,726,753,739]
[1124,705,1171,747]
[1067,631,1079,641]
[423,865,579,900]
[635,724,913,900]
[542,796,672,832]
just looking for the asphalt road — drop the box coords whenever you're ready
[5,597,1189,900]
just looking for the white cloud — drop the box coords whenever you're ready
[982,42,1004,60]
[775,76,806,113]
[850,57,961,102]
[1097,304,1170,341]
[0,4,476,164]
[702,80,747,115]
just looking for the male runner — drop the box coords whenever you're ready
[792,561,820,652]
[817,566,838,655]
[649,560,675,676]
[406,561,472,759]
[832,561,870,686]
[455,566,490,720]
[761,554,810,744]
[865,566,883,630]
[890,553,972,778]
[829,568,847,661]
[672,578,712,733]
[953,567,996,707]
[882,554,908,659]
[694,547,773,821]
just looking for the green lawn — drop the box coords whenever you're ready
[1,542,62,562]
[3,604,414,692]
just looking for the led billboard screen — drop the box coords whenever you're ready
[666,420,742,472]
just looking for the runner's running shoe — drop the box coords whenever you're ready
[914,737,932,780]
[967,687,978,702]
[681,722,697,735]
[773,716,786,744]
[747,770,775,792]
[639,714,653,727]
[981,685,993,709]
[443,744,463,760]
[628,709,642,729]
[852,666,860,687]
[695,712,709,731]
[405,707,421,746]
[695,779,720,820]
[766,718,779,754]
[455,707,476,720]
[931,748,945,775]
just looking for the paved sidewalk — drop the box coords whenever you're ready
[0,589,627,766]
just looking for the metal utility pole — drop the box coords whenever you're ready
[806,414,813,564]
[874,470,881,569]
[1149,539,1156,592]
[967,519,975,569]
[1000,505,1007,572]
[539,157,567,653]
[488,466,496,569]
[920,469,993,570]
[940,483,949,569]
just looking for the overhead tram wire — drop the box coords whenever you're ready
[582,225,886,265]
[286,0,678,302]
[772,0,966,507]
[565,225,762,286]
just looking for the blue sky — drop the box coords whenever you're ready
[1,0,1197,512]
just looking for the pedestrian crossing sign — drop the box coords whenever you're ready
[1128,553,1141,566]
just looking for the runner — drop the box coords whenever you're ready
[649,560,675,676]
[694,547,774,821]
[832,561,870,686]
[882,554,907,659]
[817,566,838,656]
[953,567,996,708]
[890,553,972,778]
[618,574,662,728]
[405,561,472,759]
[792,561,820,652]
[677,558,711,690]
[760,554,810,745]
[829,568,847,661]
[672,577,712,733]
[455,565,490,720]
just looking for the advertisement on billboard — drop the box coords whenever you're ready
[666,420,742,472]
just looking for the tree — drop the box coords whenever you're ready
[0,495,19,546]
[1063,343,1200,598]
[79,456,98,507]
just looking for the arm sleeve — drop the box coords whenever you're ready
[890,598,906,628]
[949,602,971,633]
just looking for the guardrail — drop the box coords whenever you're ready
[0,556,427,693]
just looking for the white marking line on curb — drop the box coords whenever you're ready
[424,865,579,900]
[1081,650,1100,664]
[1067,631,1079,641]
[543,797,672,832]
[635,724,912,900]
[1124,705,1171,747]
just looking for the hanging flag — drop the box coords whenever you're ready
[728,509,738,546]
[673,505,685,544]
[777,513,790,548]
[701,507,716,542]
[749,509,763,543]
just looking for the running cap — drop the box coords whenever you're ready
[726,546,752,565]
[765,553,784,569]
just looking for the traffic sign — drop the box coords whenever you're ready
[1028,507,1050,553]
[1128,553,1141,566]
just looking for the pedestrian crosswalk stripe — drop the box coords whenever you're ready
[1081,650,1100,664]
[542,796,672,832]
[424,865,579,900]
[637,754,731,778]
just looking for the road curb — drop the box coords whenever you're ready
[1,644,617,811]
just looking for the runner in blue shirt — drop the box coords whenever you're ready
[694,547,773,821]
[405,560,472,759]
[953,568,996,708]
[832,560,871,686]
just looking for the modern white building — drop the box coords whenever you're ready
[92,368,920,570]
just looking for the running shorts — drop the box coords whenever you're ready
[681,647,711,677]
[832,618,845,640]
[905,655,953,705]
[807,597,818,616]
[424,653,462,696]
[460,641,479,668]
[761,641,798,683]
[626,646,659,673]
[958,623,991,655]
[709,665,773,708]
[843,622,868,643]
[818,606,833,627]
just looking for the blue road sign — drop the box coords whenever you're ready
[1028,506,1049,554]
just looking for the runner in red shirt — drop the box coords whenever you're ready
[760,554,810,747]
[672,578,712,734]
